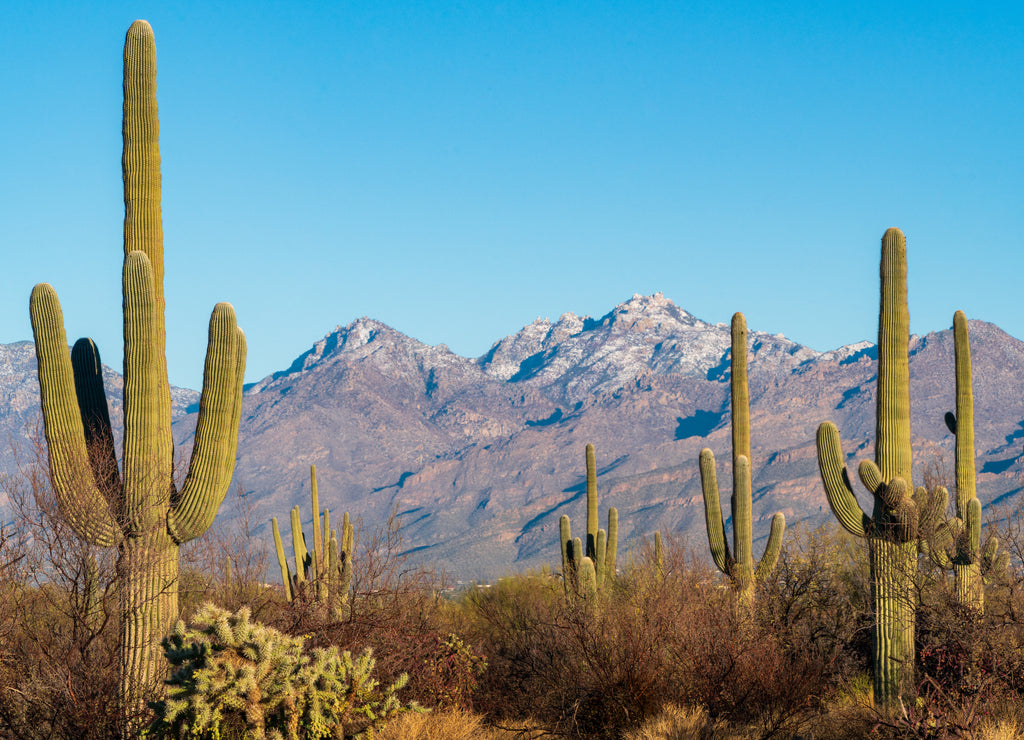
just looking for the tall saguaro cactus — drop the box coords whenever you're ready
[928,311,1008,612]
[29,20,246,732]
[699,312,786,608]
[816,227,922,707]
[559,444,617,596]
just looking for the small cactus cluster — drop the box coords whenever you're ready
[149,603,418,739]
[273,466,354,618]
[560,444,618,598]
[699,312,786,609]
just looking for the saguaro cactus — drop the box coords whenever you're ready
[29,20,246,732]
[559,444,617,596]
[699,312,786,608]
[816,227,923,707]
[272,465,354,618]
[927,311,1009,612]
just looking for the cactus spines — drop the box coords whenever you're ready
[29,21,246,730]
[699,312,786,608]
[272,466,353,616]
[815,227,919,707]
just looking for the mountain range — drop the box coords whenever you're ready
[3,292,1023,581]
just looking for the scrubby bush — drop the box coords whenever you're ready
[149,603,420,739]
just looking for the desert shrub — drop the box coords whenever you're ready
[261,510,477,712]
[0,462,122,739]
[149,603,420,739]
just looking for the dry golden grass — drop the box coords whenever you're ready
[620,704,737,740]
[977,718,1024,740]
[376,709,548,740]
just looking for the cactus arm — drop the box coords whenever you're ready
[272,517,293,601]
[585,443,598,558]
[578,557,598,599]
[310,466,324,582]
[605,507,618,579]
[291,506,307,584]
[30,285,122,546]
[559,515,572,593]
[964,497,981,560]
[699,448,731,573]
[755,512,786,582]
[816,422,869,537]
[71,338,122,494]
[733,454,753,587]
[595,529,607,587]
[342,511,353,556]
[169,304,245,543]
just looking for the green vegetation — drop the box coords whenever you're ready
[559,444,618,597]
[272,465,354,619]
[925,310,1010,613]
[28,19,245,731]
[149,604,418,739]
[816,227,928,706]
[699,311,786,609]
[10,13,1024,740]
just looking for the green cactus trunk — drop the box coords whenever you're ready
[586,443,598,559]
[871,538,917,705]
[952,311,984,611]
[816,228,919,708]
[29,21,246,735]
[699,313,785,611]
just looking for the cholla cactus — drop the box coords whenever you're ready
[149,603,419,739]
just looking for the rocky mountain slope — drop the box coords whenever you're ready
[3,293,1024,581]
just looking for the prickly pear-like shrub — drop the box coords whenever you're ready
[149,604,420,739]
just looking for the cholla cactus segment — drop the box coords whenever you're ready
[149,604,419,739]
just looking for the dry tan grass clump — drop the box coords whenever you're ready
[621,704,735,740]
[376,709,547,739]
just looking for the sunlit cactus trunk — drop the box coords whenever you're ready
[816,228,920,707]
[29,21,246,735]
[699,313,785,611]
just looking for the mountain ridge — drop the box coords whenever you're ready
[3,294,1023,580]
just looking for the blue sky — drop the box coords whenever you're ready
[3,2,1023,390]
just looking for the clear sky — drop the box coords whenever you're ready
[3,2,1023,390]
